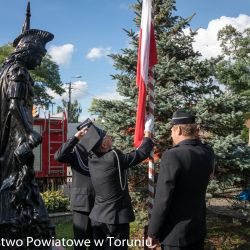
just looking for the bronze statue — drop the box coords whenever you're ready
[0,2,55,246]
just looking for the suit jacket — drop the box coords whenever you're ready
[54,137,95,213]
[148,139,214,246]
[89,137,154,224]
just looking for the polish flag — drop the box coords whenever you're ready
[134,0,157,147]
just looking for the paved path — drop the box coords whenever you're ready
[207,198,250,223]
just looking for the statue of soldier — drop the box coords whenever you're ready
[0,4,55,245]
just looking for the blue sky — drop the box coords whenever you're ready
[0,0,250,120]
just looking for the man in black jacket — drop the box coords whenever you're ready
[55,127,94,250]
[147,111,214,250]
[79,115,154,250]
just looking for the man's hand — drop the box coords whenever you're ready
[28,130,42,148]
[146,236,158,249]
[75,127,88,140]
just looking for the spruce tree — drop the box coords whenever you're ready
[89,0,250,194]
[215,25,250,97]
[57,99,82,123]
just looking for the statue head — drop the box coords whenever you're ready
[1,2,54,70]
[12,29,54,69]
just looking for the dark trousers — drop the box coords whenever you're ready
[161,239,204,250]
[91,220,130,250]
[73,210,93,250]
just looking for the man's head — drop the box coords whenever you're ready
[78,122,112,153]
[96,134,112,153]
[171,111,199,145]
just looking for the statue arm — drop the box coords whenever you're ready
[8,78,41,148]
[9,98,33,134]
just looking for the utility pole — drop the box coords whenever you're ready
[67,75,81,122]
[68,82,72,122]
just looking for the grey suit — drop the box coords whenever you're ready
[55,136,95,250]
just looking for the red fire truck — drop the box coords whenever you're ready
[33,111,68,191]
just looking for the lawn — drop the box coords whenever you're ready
[205,213,250,250]
[55,213,250,250]
[55,222,74,250]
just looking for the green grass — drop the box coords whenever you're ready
[55,213,250,250]
[205,214,250,250]
[56,222,74,250]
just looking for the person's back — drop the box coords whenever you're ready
[89,150,125,202]
[158,140,214,245]
[147,111,215,250]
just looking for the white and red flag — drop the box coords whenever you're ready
[134,0,157,147]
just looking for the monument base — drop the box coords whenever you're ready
[0,219,55,250]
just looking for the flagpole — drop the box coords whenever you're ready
[148,67,155,216]
[144,68,156,250]
[148,0,156,218]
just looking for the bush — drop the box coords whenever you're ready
[41,191,70,213]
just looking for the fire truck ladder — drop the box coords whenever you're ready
[48,112,65,175]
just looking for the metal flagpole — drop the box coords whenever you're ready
[148,67,155,215]
[148,0,156,217]
[144,67,156,250]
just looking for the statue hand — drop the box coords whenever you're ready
[14,143,33,165]
[28,130,42,148]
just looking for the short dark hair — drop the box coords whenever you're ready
[178,124,198,136]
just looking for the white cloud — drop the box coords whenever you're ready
[48,44,74,65]
[70,80,88,99]
[86,47,111,61]
[189,14,250,59]
[47,80,88,103]
[47,88,67,102]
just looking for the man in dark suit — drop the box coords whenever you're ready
[80,115,154,250]
[147,111,214,250]
[55,127,94,250]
